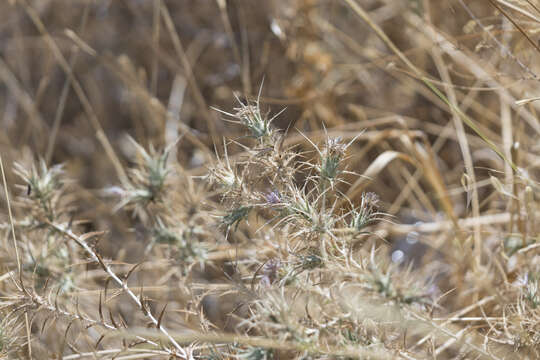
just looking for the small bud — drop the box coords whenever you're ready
[265,190,281,205]
[260,258,281,287]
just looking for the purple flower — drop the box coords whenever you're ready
[260,258,281,287]
[265,190,281,205]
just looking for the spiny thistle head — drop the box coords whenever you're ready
[320,136,347,182]
[15,160,64,202]
[324,136,348,159]
[207,158,240,191]
[213,92,284,146]
[129,137,174,198]
[234,104,273,141]
[350,192,380,231]
[14,159,66,221]
[110,137,176,211]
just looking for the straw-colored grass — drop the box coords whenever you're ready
[0,0,539,359]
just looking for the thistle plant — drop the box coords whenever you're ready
[1,105,436,360]
[13,160,66,222]
[149,218,207,264]
[207,153,241,194]
[11,159,76,294]
[210,98,385,250]
[319,136,348,185]
[205,101,435,357]
[111,137,177,214]
[212,89,283,147]
[349,192,380,232]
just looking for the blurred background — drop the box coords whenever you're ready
[2,0,540,265]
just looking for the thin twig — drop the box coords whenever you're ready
[47,221,189,359]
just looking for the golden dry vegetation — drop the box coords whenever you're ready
[0,0,539,359]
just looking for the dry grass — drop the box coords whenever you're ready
[0,0,539,359]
